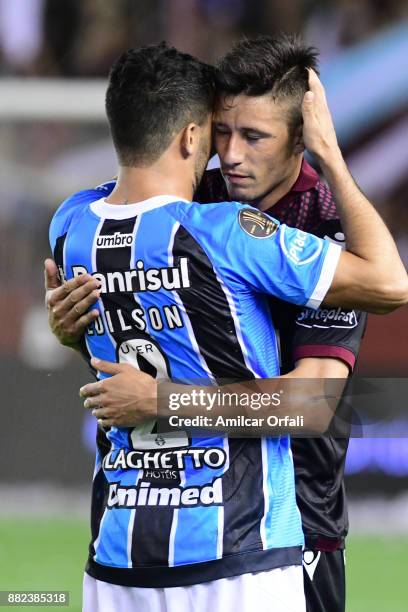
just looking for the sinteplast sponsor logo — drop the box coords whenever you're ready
[296,307,358,329]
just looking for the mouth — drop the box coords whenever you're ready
[223,172,251,186]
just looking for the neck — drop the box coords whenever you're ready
[106,164,193,205]
[255,155,303,212]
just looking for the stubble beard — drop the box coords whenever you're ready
[193,144,211,193]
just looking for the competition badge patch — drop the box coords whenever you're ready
[238,208,278,239]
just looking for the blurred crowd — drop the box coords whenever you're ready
[0,0,407,372]
[0,0,407,75]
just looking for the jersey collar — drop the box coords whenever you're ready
[90,195,190,219]
[289,158,319,193]
[267,158,319,217]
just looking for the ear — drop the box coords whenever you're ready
[180,122,199,159]
[292,124,305,155]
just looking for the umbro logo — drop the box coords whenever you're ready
[96,232,134,248]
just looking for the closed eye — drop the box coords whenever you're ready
[245,134,263,141]
[243,130,269,141]
[214,125,231,135]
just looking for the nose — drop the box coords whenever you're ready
[217,134,244,168]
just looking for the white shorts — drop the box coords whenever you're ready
[83,565,305,612]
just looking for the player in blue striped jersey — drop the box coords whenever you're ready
[50,180,339,576]
[48,43,408,611]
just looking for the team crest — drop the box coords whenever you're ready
[238,208,278,239]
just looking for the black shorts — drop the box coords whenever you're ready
[302,548,345,612]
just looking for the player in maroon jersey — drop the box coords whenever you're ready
[194,36,366,611]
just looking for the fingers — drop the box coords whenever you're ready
[94,408,125,430]
[80,380,104,398]
[302,69,328,122]
[91,407,108,418]
[87,404,113,429]
[72,309,100,333]
[301,90,316,126]
[97,417,113,429]
[302,68,338,161]
[302,90,315,111]
[97,419,112,429]
[48,280,100,317]
[66,286,101,318]
[306,68,327,106]
[307,68,323,91]
[84,395,104,409]
[79,362,127,400]
[47,274,98,309]
[91,357,124,376]
[44,259,61,291]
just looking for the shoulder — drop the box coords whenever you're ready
[49,180,115,248]
[178,199,277,224]
[174,200,279,240]
[52,180,115,222]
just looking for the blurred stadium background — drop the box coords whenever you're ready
[0,1,407,610]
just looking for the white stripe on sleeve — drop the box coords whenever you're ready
[306,241,342,310]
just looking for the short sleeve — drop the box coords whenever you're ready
[293,308,367,371]
[191,204,342,309]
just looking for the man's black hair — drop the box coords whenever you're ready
[106,42,215,166]
[216,34,319,135]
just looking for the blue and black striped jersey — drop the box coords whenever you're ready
[49,183,341,587]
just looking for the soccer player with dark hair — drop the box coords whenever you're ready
[105,43,214,174]
[47,39,407,612]
[198,34,365,612]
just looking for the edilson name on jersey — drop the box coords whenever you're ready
[87,304,184,335]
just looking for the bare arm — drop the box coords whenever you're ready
[80,356,348,434]
[303,70,408,313]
